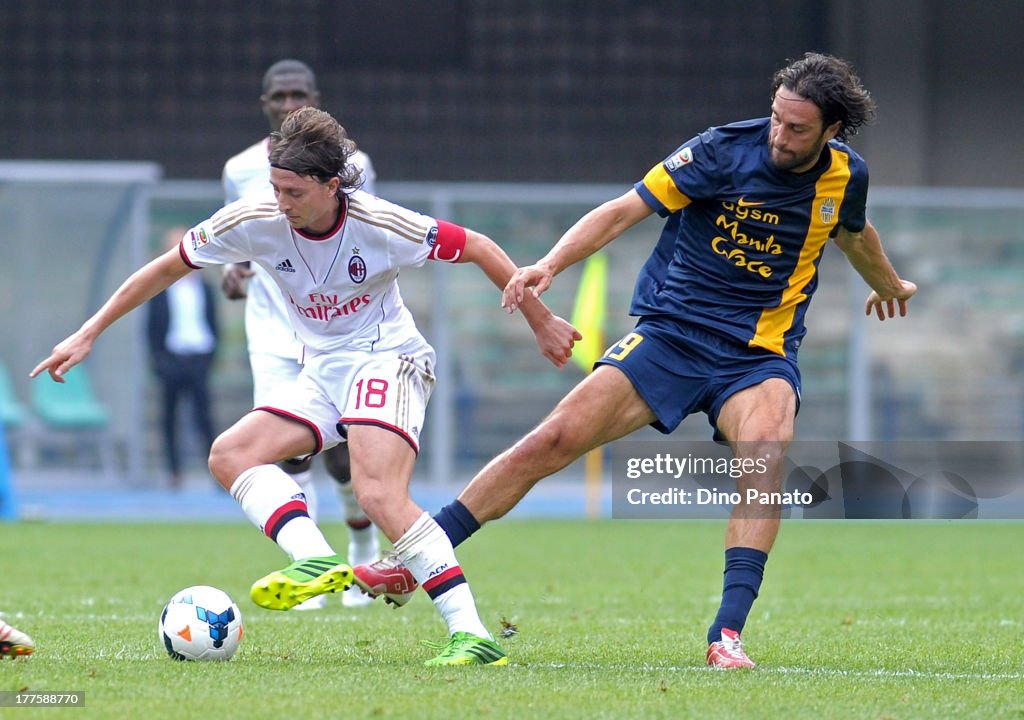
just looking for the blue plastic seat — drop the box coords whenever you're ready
[30,366,119,477]
[31,366,110,428]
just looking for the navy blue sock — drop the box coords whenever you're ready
[432,500,481,548]
[707,547,768,645]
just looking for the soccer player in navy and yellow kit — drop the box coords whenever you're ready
[353,53,917,668]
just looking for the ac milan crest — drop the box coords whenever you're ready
[348,254,367,283]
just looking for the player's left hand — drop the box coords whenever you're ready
[532,314,582,369]
[29,331,94,383]
[865,279,917,320]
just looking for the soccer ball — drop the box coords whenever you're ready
[158,585,243,661]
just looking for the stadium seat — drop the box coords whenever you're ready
[29,365,120,478]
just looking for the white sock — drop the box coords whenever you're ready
[347,523,380,566]
[337,480,379,565]
[289,468,318,521]
[229,465,334,561]
[394,513,490,639]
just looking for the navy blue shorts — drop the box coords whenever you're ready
[595,316,802,437]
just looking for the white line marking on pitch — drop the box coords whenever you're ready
[533,663,1024,681]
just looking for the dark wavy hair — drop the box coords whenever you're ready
[269,106,364,191]
[771,53,876,142]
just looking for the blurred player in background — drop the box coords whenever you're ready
[146,226,220,490]
[31,107,580,666]
[221,60,378,609]
[354,52,917,668]
[0,618,33,657]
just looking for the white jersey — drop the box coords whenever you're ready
[222,137,377,359]
[180,190,464,359]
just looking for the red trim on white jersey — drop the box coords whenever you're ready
[428,220,467,262]
[294,196,348,240]
[340,418,419,455]
[179,241,201,269]
[253,406,324,456]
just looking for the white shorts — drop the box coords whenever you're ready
[249,351,302,408]
[257,345,436,456]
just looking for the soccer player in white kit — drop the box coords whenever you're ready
[221,59,378,609]
[31,106,580,666]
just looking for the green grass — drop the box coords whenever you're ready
[1,520,1022,719]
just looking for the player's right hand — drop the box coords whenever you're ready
[221,263,255,299]
[503,263,554,313]
[29,332,94,383]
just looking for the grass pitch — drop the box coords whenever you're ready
[1,520,1021,719]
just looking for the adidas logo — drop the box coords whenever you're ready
[275,258,296,272]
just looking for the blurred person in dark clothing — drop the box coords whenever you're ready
[147,226,220,489]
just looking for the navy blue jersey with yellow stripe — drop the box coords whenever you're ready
[631,117,868,357]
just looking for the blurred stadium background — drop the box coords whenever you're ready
[1,1,1022,507]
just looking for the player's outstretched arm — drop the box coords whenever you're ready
[502,189,653,311]
[458,229,581,369]
[833,220,917,321]
[30,248,193,382]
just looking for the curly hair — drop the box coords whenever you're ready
[771,53,876,142]
[269,106,364,191]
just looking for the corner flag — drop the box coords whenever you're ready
[570,252,609,519]
[570,252,608,374]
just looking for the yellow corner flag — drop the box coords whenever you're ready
[571,252,609,520]
[570,252,608,374]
